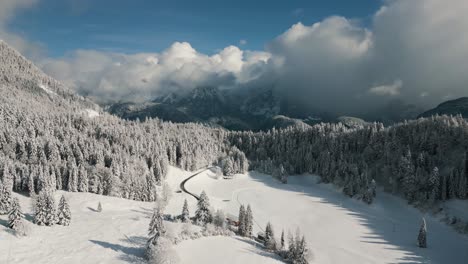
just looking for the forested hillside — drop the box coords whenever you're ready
[0,41,246,202]
[229,116,468,206]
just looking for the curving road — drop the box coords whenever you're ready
[179,167,214,201]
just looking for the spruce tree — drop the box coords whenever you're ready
[97,202,102,212]
[148,206,166,247]
[417,218,427,248]
[264,222,276,250]
[0,183,12,214]
[280,229,285,250]
[181,199,190,223]
[57,195,71,226]
[245,205,253,237]
[295,235,309,264]
[34,191,57,226]
[238,205,246,236]
[195,191,212,225]
[8,197,24,231]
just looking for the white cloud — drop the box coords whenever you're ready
[369,80,402,96]
[239,39,247,45]
[40,42,270,103]
[5,0,468,114]
[0,0,42,58]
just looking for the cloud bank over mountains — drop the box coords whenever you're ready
[4,0,468,114]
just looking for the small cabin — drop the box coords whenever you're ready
[256,232,266,243]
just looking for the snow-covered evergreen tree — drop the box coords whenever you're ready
[245,205,253,237]
[34,191,57,226]
[57,195,71,226]
[195,191,212,225]
[280,229,285,250]
[8,197,25,232]
[97,202,102,212]
[180,199,190,223]
[0,182,12,214]
[238,205,246,236]
[418,218,427,248]
[264,222,277,250]
[148,205,166,247]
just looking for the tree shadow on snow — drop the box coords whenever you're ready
[243,172,468,264]
[89,239,146,263]
[232,236,286,263]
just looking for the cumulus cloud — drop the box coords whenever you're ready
[7,0,468,115]
[369,80,402,96]
[40,42,271,103]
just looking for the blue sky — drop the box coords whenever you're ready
[9,0,381,56]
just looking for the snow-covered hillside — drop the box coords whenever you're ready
[181,170,468,264]
[2,166,468,264]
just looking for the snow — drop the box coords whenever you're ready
[175,236,283,264]
[182,170,468,264]
[1,167,468,264]
[84,109,100,118]
[38,83,56,96]
[444,199,468,222]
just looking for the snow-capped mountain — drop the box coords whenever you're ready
[0,40,98,114]
[108,86,319,130]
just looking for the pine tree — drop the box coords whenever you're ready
[34,191,57,226]
[8,197,25,231]
[280,229,285,250]
[57,195,71,226]
[245,205,253,237]
[97,202,102,212]
[264,222,276,250]
[195,191,212,225]
[417,218,427,248]
[295,235,309,264]
[148,206,166,247]
[181,199,190,223]
[0,183,12,214]
[288,231,296,260]
[428,167,440,203]
[238,205,246,236]
[400,149,416,201]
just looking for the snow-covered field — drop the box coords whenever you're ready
[1,167,468,264]
[181,169,468,264]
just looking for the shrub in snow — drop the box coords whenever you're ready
[57,195,71,226]
[195,191,212,225]
[213,209,226,229]
[147,237,180,264]
[418,218,427,248]
[34,191,57,226]
[97,202,102,212]
[202,223,235,237]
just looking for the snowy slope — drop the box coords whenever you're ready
[2,167,468,264]
[184,170,468,264]
[175,236,283,264]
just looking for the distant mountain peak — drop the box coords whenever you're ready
[419,97,468,118]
